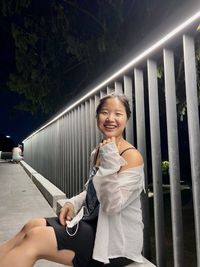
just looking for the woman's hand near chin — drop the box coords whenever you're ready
[99,137,116,147]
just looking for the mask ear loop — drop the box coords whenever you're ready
[66,222,79,237]
[65,203,87,237]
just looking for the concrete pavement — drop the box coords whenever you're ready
[0,161,66,267]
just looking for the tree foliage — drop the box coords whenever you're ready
[1,0,135,115]
[0,0,199,117]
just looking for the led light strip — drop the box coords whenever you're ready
[23,10,200,142]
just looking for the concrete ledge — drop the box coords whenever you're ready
[32,173,66,212]
[63,257,156,267]
[127,258,156,266]
[21,161,66,212]
[21,160,38,177]
[0,151,12,160]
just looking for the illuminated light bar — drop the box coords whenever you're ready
[23,10,200,142]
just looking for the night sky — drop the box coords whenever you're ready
[0,9,44,145]
[0,89,43,144]
[0,0,199,146]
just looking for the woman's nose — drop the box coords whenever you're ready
[106,113,115,121]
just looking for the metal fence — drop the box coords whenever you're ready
[23,12,200,267]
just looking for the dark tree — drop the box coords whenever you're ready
[0,0,199,118]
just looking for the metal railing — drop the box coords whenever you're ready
[23,11,200,267]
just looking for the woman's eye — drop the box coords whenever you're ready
[116,113,123,116]
[101,111,108,115]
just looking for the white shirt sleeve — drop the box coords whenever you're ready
[66,191,87,214]
[93,142,144,215]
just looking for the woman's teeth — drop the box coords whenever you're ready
[104,125,116,129]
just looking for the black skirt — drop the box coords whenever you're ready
[46,217,96,267]
[46,217,133,267]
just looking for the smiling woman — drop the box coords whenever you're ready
[0,93,145,267]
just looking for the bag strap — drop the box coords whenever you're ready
[94,148,100,165]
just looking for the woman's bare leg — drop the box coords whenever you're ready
[0,218,46,258]
[0,225,75,267]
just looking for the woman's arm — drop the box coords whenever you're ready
[66,190,87,213]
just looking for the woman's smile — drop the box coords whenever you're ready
[103,123,117,130]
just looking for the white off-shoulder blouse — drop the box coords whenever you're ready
[66,142,145,264]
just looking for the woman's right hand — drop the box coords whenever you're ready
[59,202,75,226]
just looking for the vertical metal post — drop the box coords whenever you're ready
[56,122,59,187]
[60,118,63,190]
[66,113,70,196]
[134,68,150,259]
[46,128,50,179]
[183,34,200,267]
[69,112,72,196]
[69,112,73,195]
[124,75,134,144]
[81,103,87,186]
[85,101,90,175]
[63,115,67,193]
[59,118,63,189]
[61,119,64,191]
[115,81,123,94]
[163,49,184,267]
[52,125,56,184]
[90,98,96,150]
[100,90,106,98]
[70,110,75,195]
[147,59,166,267]
[77,106,82,193]
[95,94,101,144]
[74,109,78,194]
[107,87,113,94]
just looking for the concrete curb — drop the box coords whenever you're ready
[21,160,38,177]
[20,161,67,213]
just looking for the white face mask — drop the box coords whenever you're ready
[65,206,85,236]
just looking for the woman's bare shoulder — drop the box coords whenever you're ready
[119,141,143,171]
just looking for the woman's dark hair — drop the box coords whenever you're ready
[96,93,131,119]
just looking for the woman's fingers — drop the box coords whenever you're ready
[59,208,67,226]
[66,208,74,221]
[59,204,74,226]
[100,137,116,147]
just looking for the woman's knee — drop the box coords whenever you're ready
[22,218,46,234]
[24,226,44,242]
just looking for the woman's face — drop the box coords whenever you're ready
[97,97,128,139]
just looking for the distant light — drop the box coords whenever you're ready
[23,9,200,143]
[6,135,11,138]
